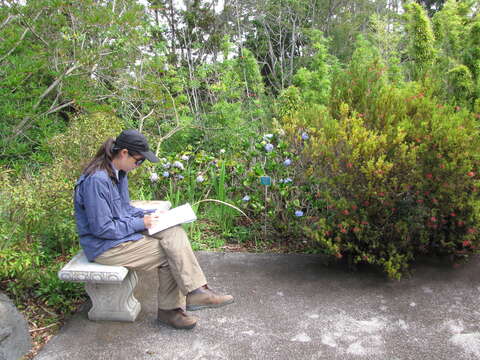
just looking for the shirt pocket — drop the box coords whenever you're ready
[111,195,123,219]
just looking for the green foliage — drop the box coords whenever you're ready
[292,34,333,107]
[0,244,84,311]
[432,0,464,58]
[403,2,437,79]
[446,65,474,103]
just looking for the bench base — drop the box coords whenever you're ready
[85,270,141,322]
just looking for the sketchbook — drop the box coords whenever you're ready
[147,203,197,235]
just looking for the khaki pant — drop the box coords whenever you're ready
[95,226,207,310]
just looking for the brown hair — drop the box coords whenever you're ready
[82,138,118,181]
[83,137,143,182]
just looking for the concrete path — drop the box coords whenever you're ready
[35,252,480,360]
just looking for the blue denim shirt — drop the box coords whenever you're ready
[74,169,149,261]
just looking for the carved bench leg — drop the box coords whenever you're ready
[85,270,141,322]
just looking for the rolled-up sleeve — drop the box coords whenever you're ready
[83,177,145,239]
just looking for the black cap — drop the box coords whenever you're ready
[114,129,159,163]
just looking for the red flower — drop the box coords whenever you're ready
[463,240,471,247]
[430,216,437,222]
[347,162,353,168]
[425,173,433,180]
[351,205,358,211]
[335,252,343,259]
[342,209,349,215]
[340,228,347,234]
[467,171,475,177]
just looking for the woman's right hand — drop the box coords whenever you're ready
[143,214,158,229]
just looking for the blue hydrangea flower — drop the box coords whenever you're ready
[150,172,159,183]
[278,179,284,184]
[181,154,189,161]
[265,143,274,152]
[163,163,171,169]
[263,134,274,140]
[284,177,293,183]
[242,195,250,202]
[283,159,292,166]
[295,210,304,217]
[162,171,170,178]
[177,175,184,180]
[301,132,309,140]
[196,175,204,183]
[173,161,184,170]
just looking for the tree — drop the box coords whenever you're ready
[403,2,436,80]
[0,0,150,166]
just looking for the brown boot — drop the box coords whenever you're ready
[157,308,198,330]
[186,285,234,311]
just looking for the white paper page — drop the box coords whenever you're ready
[147,203,197,235]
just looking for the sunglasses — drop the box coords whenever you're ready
[128,152,145,166]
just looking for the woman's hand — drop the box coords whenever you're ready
[143,215,157,229]
[143,210,167,229]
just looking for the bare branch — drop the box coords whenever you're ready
[0,14,16,31]
[0,11,43,64]
[33,63,80,110]
[19,17,48,47]
[45,100,75,116]
[0,27,29,63]
[138,108,155,133]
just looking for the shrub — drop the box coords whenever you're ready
[279,79,480,279]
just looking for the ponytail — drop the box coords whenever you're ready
[82,138,118,181]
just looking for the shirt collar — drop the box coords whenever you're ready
[112,164,119,180]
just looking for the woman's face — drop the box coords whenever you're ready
[113,149,145,172]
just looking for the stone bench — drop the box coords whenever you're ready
[58,200,171,322]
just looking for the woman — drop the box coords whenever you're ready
[74,129,233,329]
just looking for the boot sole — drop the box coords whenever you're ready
[186,298,234,311]
[157,319,197,330]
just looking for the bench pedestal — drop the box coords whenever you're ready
[85,270,140,322]
[58,251,141,322]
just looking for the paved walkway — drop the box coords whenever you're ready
[35,252,480,360]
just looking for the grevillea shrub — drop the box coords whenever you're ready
[278,81,480,279]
